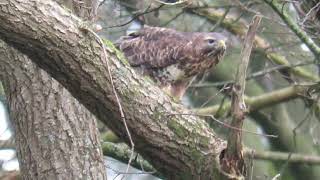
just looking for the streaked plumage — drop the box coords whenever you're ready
[116,26,226,99]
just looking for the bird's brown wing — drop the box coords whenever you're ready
[116,26,190,68]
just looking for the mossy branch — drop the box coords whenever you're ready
[195,84,315,117]
[102,142,157,175]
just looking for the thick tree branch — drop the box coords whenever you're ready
[0,0,226,178]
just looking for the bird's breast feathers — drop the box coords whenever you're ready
[152,64,187,85]
[165,64,186,81]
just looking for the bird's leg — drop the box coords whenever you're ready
[169,81,189,100]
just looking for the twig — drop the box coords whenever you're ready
[244,149,320,164]
[107,164,156,180]
[153,0,187,6]
[199,84,230,108]
[301,1,320,25]
[210,6,230,31]
[190,60,317,88]
[249,150,254,180]
[160,10,184,26]
[107,4,164,28]
[0,138,15,149]
[79,25,135,176]
[271,174,281,180]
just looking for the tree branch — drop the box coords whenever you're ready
[244,150,320,165]
[195,84,314,117]
[102,142,157,175]
[0,138,15,149]
[220,15,261,179]
[191,60,317,88]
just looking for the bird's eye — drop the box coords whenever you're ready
[208,39,215,44]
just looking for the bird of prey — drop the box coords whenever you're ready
[116,26,226,99]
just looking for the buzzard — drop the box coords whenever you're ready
[116,26,226,99]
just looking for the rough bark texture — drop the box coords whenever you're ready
[0,40,107,179]
[56,0,100,21]
[0,0,227,178]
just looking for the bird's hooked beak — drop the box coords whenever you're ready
[218,39,226,49]
[206,39,226,57]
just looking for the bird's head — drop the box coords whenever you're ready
[192,32,227,59]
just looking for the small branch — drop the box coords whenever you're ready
[210,7,230,32]
[191,60,318,88]
[266,53,319,81]
[301,2,320,25]
[101,131,121,143]
[264,0,320,60]
[195,84,315,117]
[153,0,187,6]
[220,15,262,179]
[101,142,157,175]
[0,138,15,149]
[107,4,164,28]
[160,10,184,26]
[244,149,320,165]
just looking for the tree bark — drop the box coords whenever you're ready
[0,0,227,178]
[0,40,107,179]
[56,0,100,21]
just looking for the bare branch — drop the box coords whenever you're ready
[191,60,317,88]
[220,15,262,179]
[196,84,315,117]
[245,149,320,165]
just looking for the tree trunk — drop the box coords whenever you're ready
[0,40,106,179]
[0,0,107,179]
[0,0,227,178]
